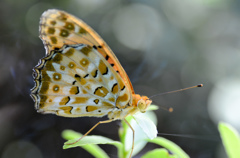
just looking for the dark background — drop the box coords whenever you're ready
[1,0,240,158]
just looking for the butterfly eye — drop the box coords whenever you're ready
[137,99,147,113]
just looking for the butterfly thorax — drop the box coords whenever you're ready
[107,94,152,120]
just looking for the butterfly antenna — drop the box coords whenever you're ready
[149,84,203,99]
[158,106,174,112]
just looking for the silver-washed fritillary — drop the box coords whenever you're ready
[31,9,152,158]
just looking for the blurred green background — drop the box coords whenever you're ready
[1,0,240,157]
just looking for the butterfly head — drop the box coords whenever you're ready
[133,95,152,113]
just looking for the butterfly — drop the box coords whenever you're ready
[31,9,152,158]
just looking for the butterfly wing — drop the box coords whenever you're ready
[31,44,132,117]
[40,9,134,95]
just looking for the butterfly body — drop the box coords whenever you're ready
[31,9,152,157]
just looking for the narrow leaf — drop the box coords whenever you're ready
[62,130,123,158]
[218,122,240,158]
[141,148,177,158]
[147,137,189,158]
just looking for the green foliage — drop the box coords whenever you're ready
[62,105,189,158]
[62,130,122,158]
[62,107,240,158]
[141,149,177,158]
[218,122,240,158]
[147,137,189,158]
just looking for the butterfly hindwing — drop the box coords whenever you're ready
[31,44,131,117]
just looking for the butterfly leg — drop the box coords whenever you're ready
[66,119,114,145]
[123,118,135,158]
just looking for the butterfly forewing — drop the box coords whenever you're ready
[40,9,134,94]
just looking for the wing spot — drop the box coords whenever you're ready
[82,89,88,94]
[70,86,79,94]
[40,95,48,105]
[53,85,60,92]
[68,62,75,68]
[50,20,56,25]
[60,65,65,70]
[99,60,108,75]
[79,28,87,34]
[75,107,81,112]
[80,58,89,67]
[53,73,61,81]
[111,83,118,94]
[60,29,69,37]
[108,97,115,102]
[121,85,125,91]
[94,86,109,97]
[73,97,88,104]
[58,14,67,21]
[52,53,63,63]
[103,67,108,75]
[83,74,89,78]
[91,70,98,78]
[75,74,86,85]
[41,71,51,81]
[60,96,70,105]
[94,99,99,104]
[64,22,75,30]
[39,103,44,109]
[116,94,129,108]
[75,74,80,78]
[72,80,76,85]
[59,106,72,114]
[86,106,98,112]
[64,48,75,56]
[81,46,92,56]
[45,61,55,71]
[48,27,55,34]
[117,94,128,102]
[93,45,97,49]
[50,36,57,44]
[105,55,109,60]
[102,101,114,108]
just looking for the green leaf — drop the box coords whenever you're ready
[218,122,240,158]
[141,148,177,158]
[62,130,123,158]
[147,137,190,158]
